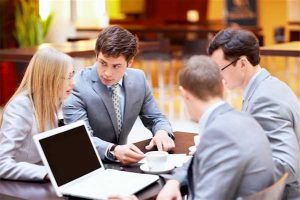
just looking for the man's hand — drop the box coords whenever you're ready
[114,144,144,165]
[145,130,175,151]
[43,174,49,181]
[108,195,138,200]
[156,180,182,200]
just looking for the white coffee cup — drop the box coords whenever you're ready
[194,135,200,146]
[145,151,168,171]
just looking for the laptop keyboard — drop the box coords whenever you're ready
[63,169,158,199]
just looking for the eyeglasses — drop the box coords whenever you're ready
[62,70,75,81]
[220,58,240,71]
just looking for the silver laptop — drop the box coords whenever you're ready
[33,120,159,200]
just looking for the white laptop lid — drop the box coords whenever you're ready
[34,120,104,197]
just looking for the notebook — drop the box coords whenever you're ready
[33,120,159,200]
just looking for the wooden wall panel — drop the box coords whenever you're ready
[145,0,208,24]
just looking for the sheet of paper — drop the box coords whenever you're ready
[139,154,192,168]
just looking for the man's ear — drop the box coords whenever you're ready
[128,59,134,68]
[240,56,249,69]
[179,86,189,99]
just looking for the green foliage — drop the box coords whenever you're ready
[14,0,53,47]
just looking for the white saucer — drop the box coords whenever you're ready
[188,145,197,153]
[140,163,175,174]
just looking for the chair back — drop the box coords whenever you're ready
[182,39,208,59]
[243,173,288,200]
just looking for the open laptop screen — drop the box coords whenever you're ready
[39,124,101,186]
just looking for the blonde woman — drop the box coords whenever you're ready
[0,47,74,181]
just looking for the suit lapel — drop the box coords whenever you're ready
[91,65,119,136]
[122,72,133,135]
[242,69,270,111]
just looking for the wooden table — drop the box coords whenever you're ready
[0,131,197,200]
[260,41,300,57]
[259,41,300,97]
[0,40,162,63]
[77,24,263,46]
[77,24,261,37]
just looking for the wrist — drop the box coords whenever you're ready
[167,180,180,188]
[167,179,180,187]
[110,144,117,152]
[107,144,118,160]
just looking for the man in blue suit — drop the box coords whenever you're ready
[157,55,274,200]
[208,28,300,199]
[63,25,174,165]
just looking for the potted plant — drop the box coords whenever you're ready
[14,0,53,47]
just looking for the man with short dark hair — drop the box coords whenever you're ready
[208,28,300,199]
[157,55,274,200]
[63,25,174,165]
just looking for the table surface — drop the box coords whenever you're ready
[260,41,300,57]
[0,40,162,62]
[0,131,197,200]
[77,24,261,34]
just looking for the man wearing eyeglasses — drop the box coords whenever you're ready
[157,55,274,200]
[208,28,300,200]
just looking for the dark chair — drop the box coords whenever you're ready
[182,39,209,59]
[242,173,288,200]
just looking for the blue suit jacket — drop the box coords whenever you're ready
[63,65,172,159]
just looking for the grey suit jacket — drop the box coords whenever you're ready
[173,103,275,200]
[63,65,172,159]
[0,93,48,181]
[242,69,300,199]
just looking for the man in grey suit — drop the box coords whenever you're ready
[208,28,300,199]
[63,25,174,165]
[157,55,274,200]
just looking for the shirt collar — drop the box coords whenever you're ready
[107,78,123,89]
[198,100,226,134]
[243,68,263,100]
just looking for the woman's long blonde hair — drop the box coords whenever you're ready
[1,47,73,132]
